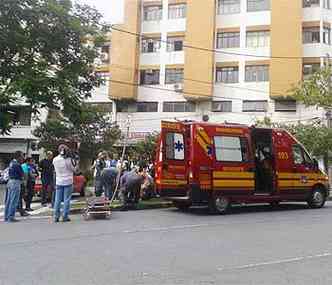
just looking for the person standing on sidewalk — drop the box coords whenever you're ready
[25,158,38,211]
[17,158,30,217]
[4,151,25,222]
[39,151,54,207]
[53,144,79,223]
[94,151,106,197]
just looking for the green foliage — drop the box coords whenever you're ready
[291,66,332,108]
[0,0,110,134]
[33,104,121,165]
[256,118,332,164]
[132,133,160,162]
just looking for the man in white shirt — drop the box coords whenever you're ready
[53,144,78,223]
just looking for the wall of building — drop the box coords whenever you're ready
[111,0,331,135]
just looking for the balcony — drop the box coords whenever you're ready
[166,18,186,32]
[303,6,321,22]
[140,52,161,65]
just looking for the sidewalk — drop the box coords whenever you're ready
[0,191,174,220]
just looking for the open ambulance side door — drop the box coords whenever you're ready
[156,121,188,197]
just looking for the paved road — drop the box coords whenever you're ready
[1,202,332,285]
[0,184,6,205]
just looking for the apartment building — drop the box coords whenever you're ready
[86,39,114,115]
[109,0,332,134]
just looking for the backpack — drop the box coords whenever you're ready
[2,167,9,183]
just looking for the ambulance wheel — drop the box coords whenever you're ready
[308,188,326,209]
[173,201,191,211]
[209,194,230,215]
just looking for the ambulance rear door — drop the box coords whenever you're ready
[158,121,188,197]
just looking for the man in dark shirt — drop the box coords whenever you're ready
[94,151,106,197]
[39,151,54,206]
[4,151,24,222]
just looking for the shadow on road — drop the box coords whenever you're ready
[169,203,330,216]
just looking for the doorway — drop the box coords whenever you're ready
[251,129,274,194]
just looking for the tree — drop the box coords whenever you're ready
[256,118,332,171]
[132,133,160,162]
[292,66,332,108]
[0,0,109,134]
[33,105,121,170]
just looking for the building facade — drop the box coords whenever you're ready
[0,105,43,169]
[110,0,331,133]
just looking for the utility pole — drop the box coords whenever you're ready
[326,54,332,128]
[325,54,332,176]
[110,114,131,204]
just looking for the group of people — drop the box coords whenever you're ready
[3,146,156,222]
[4,145,78,223]
[3,152,40,221]
[91,150,156,209]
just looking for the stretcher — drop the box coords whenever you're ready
[82,197,112,220]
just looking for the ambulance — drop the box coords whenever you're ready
[155,121,329,214]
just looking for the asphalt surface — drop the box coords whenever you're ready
[0,184,6,205]
[2,200,332,285]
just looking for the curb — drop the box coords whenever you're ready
[70,200,174,214]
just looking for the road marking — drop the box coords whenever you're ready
[217,252,332,271]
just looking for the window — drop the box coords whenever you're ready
[212,101,232,112]
[165,133,185,160]
[214,136,248,162]
[218,0,241,14]
[9,107,32,126]
[143,6,162,21]
[216,67,239,83]
[243,100,268,112]
[137,102,158,112]
[292,145,312,165]
[167,37,184,52]
[168,4,186,19]
[141,38,161,53]
[303,63,320,79]
[275,100,296,112]
[246,31,270,48]
[117,102,129,112]
[217,32,240,49]
[140,70,160,85]
[247,0,270,11]
[324,27,331,44]
[89,103,113,113]
[163,102,196,112]
[100,45,110,64]
[165,69,183,84]
[303,27,320,44]
[303,0,320,8]
[245,65,269,82]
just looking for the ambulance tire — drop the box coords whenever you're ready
[307,187,326,209]
[173,201,191,211]
[209,194,230,215]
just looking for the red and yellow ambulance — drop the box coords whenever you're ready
[155,121,329,214]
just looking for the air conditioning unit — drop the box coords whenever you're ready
[100,52,109,62]
[174,83,183,92]
[145,69,153,74]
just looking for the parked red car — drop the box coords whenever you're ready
[34,174,87,197]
